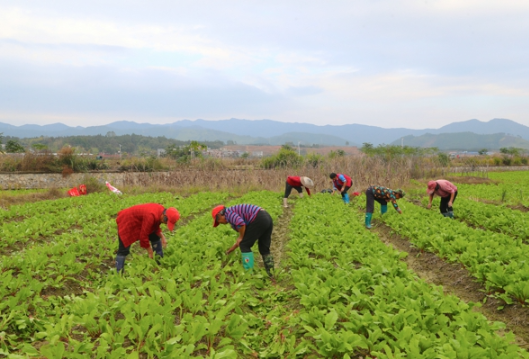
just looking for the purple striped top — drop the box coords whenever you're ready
[225,204,261,231]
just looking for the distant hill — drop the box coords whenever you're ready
[1,118,529,148]
[392,132,529,151]
[436,118,529,138]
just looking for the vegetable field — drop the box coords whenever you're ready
[2,171,529,358]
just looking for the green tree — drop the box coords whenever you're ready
[361,142,374,154]
[5,140,25,153]
[261,145,302,169]
[165,141,207,163]
[478,148,488,155]
[328,149,346,159]
[305,153,325,168]
[438,152,450,167]
[31,143,48,151]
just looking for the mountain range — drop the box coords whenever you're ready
[1,118,529,150]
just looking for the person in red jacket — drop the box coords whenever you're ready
[283,176,314,207]
[427,180,458,218]
[330,172,354,204]
[115,203,180,273]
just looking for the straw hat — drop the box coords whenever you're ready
[300,177,314,188]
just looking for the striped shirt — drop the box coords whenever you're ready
[225,204,261,231]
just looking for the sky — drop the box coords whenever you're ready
[1,0,528,129]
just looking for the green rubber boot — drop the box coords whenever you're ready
[365,213,372,229]
[241,252,254,272]
[262,254,275,278]
[447,211,454,219]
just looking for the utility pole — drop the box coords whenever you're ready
[119,144,122,160]
[298,141,301,156]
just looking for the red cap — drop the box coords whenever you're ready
[212,205,225,227]
[165,207,180,231]
[427,181,437,195]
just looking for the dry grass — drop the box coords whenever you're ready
[0,154,500,208]
[120,155,445,194]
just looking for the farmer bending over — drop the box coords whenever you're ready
[365,186,405,229]
[212,204,274,277]
[330,172,353,204]
[427,180,458,218]
[283,176,314,207]
[115,204,180,273]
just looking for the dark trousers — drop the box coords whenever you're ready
[239,210,273,255]
[117,232,161,256]
[339,185,351,198]
[365,187,386,213]
[439,191,458,214]
[284,181,302,198]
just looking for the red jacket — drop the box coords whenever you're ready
[332,173,352,190]
[116,203,164,248]
[287,176,311,196]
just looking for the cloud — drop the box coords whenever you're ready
[0,1,529,128]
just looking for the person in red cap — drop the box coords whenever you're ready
[427,180,458,218]
[115,204,180,273]
[212,204,274,277]
[283,176,314,207]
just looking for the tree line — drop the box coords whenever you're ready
[0,133,224,155]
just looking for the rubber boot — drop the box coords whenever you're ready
[241,252,254,272]
[282,198,288,208]
[151,239,164,264]
[262,254,275,278]
[447,211,454,219]
[442,212,449,217]
[365,213,372,229]
[343,193,350,204]
[116,254,127,274]
[299,192,304,199]
[381,204,387,215]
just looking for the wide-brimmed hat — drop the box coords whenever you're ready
[211,205,226,227]
[165,207,180,231]
[300,176,314,188]
[427,181,437,195]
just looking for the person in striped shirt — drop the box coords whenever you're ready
[427,180,458,218]
[365,186,405,229]
[283,176,314,208]
[212,204,274,277]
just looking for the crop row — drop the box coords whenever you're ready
[445,197,529,241]
[0,191,229,356]
[287,194,526,357]
[454,170,529,205]
[379,200,529,305]
[3,190,287,357]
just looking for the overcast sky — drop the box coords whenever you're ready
[1,0,528,129]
